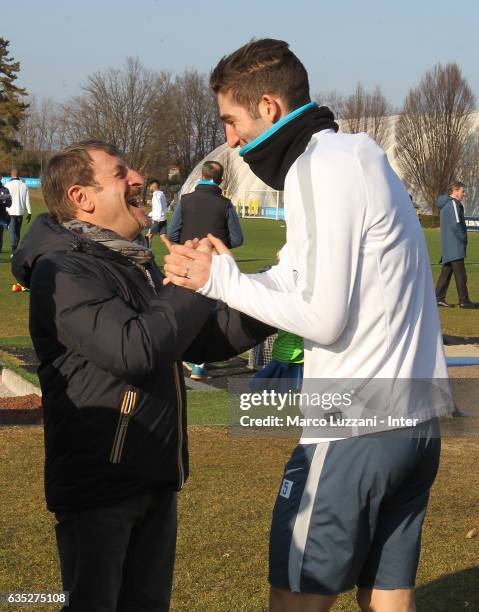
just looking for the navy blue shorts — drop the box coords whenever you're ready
[269,419,441,595]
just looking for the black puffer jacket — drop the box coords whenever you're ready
[13,214,273,512]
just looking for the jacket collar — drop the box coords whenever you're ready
[195,183,222,195]
[238,102,338,190]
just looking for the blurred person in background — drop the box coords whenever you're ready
[146,179,168,246]
[4,168,31,256]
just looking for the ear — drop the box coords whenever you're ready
[67,185,94,213]
[258,94,284,124]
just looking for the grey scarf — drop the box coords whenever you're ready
[63,219,152,265]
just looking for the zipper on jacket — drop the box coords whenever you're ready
[110,389,137,464]
[173,363,185,488]
[124,269,185,487]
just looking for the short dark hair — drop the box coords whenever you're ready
[448,180,466,194]
[42,140,122,223]
[149,179,160,188]
[202,161,223,184]
[210,38,310,118]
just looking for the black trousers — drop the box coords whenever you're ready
[435,259,469,304]
[0,215,8,252]
[8,214,23,251]
[55,489,177,612]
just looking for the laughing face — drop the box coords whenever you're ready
[80,149,148,240]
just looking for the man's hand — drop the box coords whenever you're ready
[161,234,231,290]
[26,214,32,223]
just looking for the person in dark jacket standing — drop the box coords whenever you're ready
[436,181,477,308]
[11,140,272,612]
[168,160,244,379]
[168,160,243,249]
[0,179,12,254]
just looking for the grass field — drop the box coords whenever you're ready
[0,193,478,611]
[0,425,478,612]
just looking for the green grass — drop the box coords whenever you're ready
[0,427,477,611]
[0,337,39,386]
[187,390,228,425]
[1,193,478,340]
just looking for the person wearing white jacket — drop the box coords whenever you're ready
[163,40,452,612]
[4,169,31,255]
[146,179,168,246]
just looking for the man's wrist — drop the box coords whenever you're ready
[197,253,218,296]
[197,253,235,298]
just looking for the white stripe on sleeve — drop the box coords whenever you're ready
[453,201,460,223]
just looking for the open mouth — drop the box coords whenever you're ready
[126,194,152,229]
[127,195,139,208]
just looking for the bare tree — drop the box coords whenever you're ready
[314,90,345,119]
[341,83,392,147]
[138,71,178,180]
[16,95,65,173]
[220,147,239,199]
[456,126,479,216]
[61,63,223,181]
[395,63,476,213]
[61,58,160,172]
[19,96,63,149]
[20,59,224,182]
[168,70,223,179]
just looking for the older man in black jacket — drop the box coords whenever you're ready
[12,140,272,612]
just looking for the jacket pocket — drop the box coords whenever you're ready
[110,389,138,464]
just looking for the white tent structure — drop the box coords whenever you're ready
[180,143,283,219]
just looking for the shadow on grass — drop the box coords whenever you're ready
[416,566,478,611]
[443,334,479,345]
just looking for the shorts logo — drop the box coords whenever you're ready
[285,467,302,476]
[280,478,294,499]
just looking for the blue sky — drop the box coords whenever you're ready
[3,0,479,108]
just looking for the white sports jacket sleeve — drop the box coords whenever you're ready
[242,245,295,293]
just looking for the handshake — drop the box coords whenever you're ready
[160,234,231,290]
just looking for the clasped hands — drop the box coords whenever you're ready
[161,234,231,290]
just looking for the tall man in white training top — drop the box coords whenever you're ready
[163,39,452,612]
